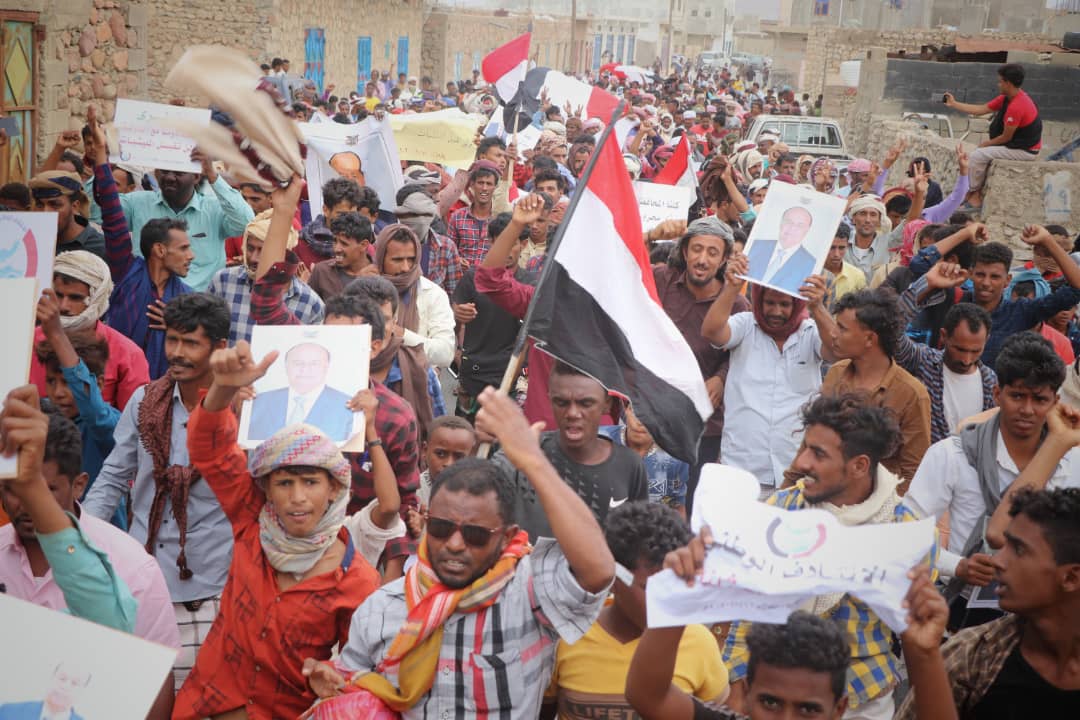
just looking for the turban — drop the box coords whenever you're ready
[52,251,113,332]
[848,195,892,235]
[241,209,298,276]
[250,423,351,487]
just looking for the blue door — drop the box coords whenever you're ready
[304,28,325,92]
[357,36,372,94]
[617,35,625,63]
[454,51,463,82]
[397,36,409,78]
[592,34,602,70]
[627,36,635,64]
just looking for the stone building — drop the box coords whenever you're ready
[6,0,423,183]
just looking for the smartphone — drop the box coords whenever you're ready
[941,94,948,104]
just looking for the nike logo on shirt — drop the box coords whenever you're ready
[609,496,628,508]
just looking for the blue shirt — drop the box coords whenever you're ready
[117,176,254,290]
[600,425,689,508]
[83,383,234,602]
[388,359,446,417]
[61,360,120,485]
[36,513,137,632]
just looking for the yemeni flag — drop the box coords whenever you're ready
[538,70,620,121]
[482,33,531,105]
[526,116,712,463]
[653,133,697,189]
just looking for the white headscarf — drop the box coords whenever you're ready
[52,251,113,332]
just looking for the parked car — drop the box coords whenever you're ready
[744,115,853,170]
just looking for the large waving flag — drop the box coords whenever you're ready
[482,33,531,105]
[526,120,712,462]
[538,70,619,121]
[653,133,698,189]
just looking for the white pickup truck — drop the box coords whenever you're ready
[744,115,854,170]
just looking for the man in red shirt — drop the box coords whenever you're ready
[945,63,1041,208]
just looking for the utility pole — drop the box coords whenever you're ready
[667,0,676,74]
[570,0,577,73]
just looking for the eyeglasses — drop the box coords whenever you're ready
[425,516,502,547]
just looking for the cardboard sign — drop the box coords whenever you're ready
[739,181,846,299]
[111,99,211,173]
[0,594,176,719]
[300,117,404,215]
[0,278,38,478]
[239,324,372,451]
[389,109,485,167]
[647,464,935,632]
[0,212,57,293]
[633,181,694,232]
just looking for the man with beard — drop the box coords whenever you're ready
[723,393,937,720]
[28,251,149,411]
[374,224,455,370]
[304,388,615,719]
[28,170,105,258]
[652,217,748,511]
[702,254,837,495]
[395,186,462,297]
[86,117,195,379]
[896,262,996,443]
[208,209,324,345]
[116,149,252,291]
[83,293,234,687]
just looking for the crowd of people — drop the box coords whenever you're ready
[0,50,1077,720]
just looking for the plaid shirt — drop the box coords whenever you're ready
[723,482,939,709]
[894,615,1021,720]
[250,255,420,518]
[207,265,324,345]
[339,538,609,720]
[447,206,492,268]
[422,230,463,297]
[897,278,997,443]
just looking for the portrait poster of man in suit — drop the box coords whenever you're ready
[240,325,371,450]
[741,181,846,298]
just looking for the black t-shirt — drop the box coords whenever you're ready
[494,432,649,541]
[973,645,1080,719]
[693,698,747,720]
[453,268,532,395]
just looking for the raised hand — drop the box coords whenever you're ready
[663,525,714,587]
[725,252,749,283]
[0,386,49,488]
[956,143,969,176]
[925,261,969,290]
[346,388,379,432]
[799,274,829,308]
[647,218,687,243]
[209,341,279,389]
[912,161,930,196]
[967,222,989,244]
[54,129,81,151]
[511,193,546,226]
[956,553,995,587]
[86,105,109,164]
[474,386,546,472]
[36,289,64,338]
[1045,402,1080,448]
[1020,224,1052,248]
[883,137,908,169]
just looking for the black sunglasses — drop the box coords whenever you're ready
[426,516,502,547]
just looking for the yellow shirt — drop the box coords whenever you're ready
[547,620,728,719]
[830,261,868,306]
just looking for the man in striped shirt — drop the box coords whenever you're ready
[305,388,614,719]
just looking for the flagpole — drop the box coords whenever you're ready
[478,100,627,457]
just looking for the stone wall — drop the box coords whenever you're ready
[423,10,574,87]
[856,119,1077,258]
[803,26,1060,99]
[31,0,149,162]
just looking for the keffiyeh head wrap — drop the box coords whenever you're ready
[241,208,299,276]
[250,423,352,574]
[52,251,113,331]
[848,195,892,235]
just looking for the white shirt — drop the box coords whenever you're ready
[942,366,983,431]
[720,313,823,488]
[402,276,456,369]
[763,244,797,284]
[904,431,1080,575]
[343,501,406,569]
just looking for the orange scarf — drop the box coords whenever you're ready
[354,530,532,711]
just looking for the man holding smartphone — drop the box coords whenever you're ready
[944,63,1041,209]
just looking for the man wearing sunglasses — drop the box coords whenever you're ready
[305,387,615,719]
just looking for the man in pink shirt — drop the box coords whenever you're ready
[0,413,178,718]
[28,251,149,410]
